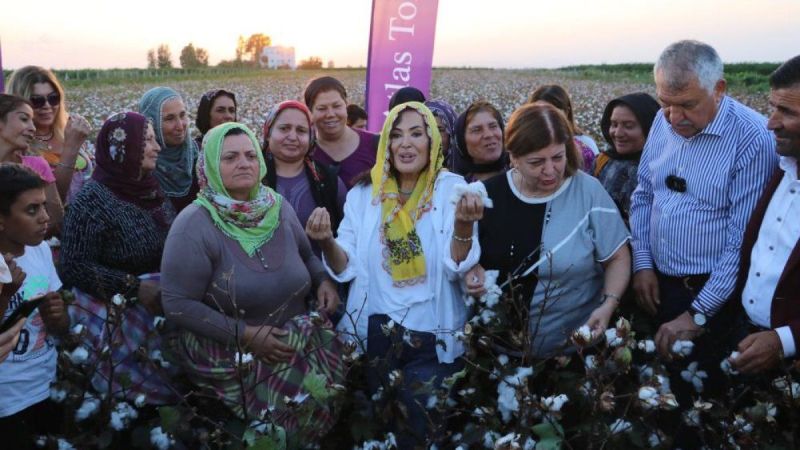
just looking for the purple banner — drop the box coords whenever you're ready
[365,0,439,132]
[0,39,4,93]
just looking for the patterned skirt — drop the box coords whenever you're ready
[177,314,345,438]
[67,274,182,405]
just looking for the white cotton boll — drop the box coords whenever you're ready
[573,325,593,346]
[70,324,84,335]
[497,354,509,366]
[57,439,76,450]
[604,328,623,347]
[69,346,89,365]
[50,387,67,403]
[450,182,494,208]
[684,409,702,427]
[733,415,753,433]
[609,419,632,434]
[134,394,146,408]
[75,395,100,421]
[480,308,496,324]
[637,340,656,353]
[494,433,520,449]
[483,431,501,449]
[109,402,139,431]
[35,436,47,448]
[648,433,662,448]
[496,382,519,423]
[541,394,569,412]
[235,352,254,366]
[671,340,694,357]
[638,386,659,410]
[150,427,173,450]
[523,437,537,450]
[720,351,740,375]
[584,355,597,371]
[482,285,502,308]
[680,362,708,393]
[111,294,126,306]
[152,316,166,329]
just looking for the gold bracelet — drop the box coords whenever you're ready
[451,234,473,243]
[600,293,621,304]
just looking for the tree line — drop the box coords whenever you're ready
[146,34,330,70]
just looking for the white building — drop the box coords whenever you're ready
[260,46,296,69]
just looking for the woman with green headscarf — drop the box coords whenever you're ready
[306,102,484,448]
[160,123,344,440]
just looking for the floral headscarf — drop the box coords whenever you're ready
[425,99,459,171]
[370,102,443,286]
[262,100,314,152]
[194,122,283,256]
[139,87,198,197]
[91,112,164,210]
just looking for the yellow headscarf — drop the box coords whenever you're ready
[370,102,444,286]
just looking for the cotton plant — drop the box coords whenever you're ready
[671,340,694,357]
[720,351,740,375]
[150,426,174,450]
[680,361,708,393]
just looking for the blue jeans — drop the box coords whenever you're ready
[366,314,463,449]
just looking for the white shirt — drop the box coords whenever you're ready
[0,242,62,417]
[324,171,480,363]
[742,157,800,358]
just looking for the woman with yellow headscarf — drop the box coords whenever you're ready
[306,102,484,448]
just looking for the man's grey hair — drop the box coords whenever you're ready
[654,40,724,93]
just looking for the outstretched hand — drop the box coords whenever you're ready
[306,207,333,242]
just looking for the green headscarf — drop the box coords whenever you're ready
[194,122,283,256]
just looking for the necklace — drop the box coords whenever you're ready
[35,131,54,142]
[254,248,269,269]
[398,188,414,195]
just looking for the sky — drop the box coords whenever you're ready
[2,0,799,70]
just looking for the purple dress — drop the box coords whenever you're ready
[311,128,378,189]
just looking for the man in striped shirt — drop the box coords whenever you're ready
[629,40,778,358]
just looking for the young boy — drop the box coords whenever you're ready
[0,164,68,448]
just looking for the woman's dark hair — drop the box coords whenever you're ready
[528,84,584,135]
[456,100,505,157]
[303,76,347,109]
[599,93,660,150]
[505,103,580,178]
[196,89,237,136]
[388,86,426,110]
[223,127,248,138]
[346,104,367,126]
[0,163,47,215]
[0,94,33,123]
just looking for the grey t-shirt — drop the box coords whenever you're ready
[500,171,630,357]
[161,203,327,345]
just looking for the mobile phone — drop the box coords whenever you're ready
[0,296,45,333]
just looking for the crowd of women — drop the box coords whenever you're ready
[0,65,661,448]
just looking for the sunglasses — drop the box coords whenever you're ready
[665,174,687,193]
[29,93,61,109]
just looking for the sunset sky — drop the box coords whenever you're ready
[2,0,798,69]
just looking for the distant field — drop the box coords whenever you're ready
[27,66,772,148]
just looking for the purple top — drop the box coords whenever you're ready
[275,171,347,256]
[311,128,378,189]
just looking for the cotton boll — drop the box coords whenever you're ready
[68,346,89,365]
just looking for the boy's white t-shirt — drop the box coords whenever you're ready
[0,242,61,417]
[0,256,10,283]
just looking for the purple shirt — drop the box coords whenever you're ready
[311,128,378,189]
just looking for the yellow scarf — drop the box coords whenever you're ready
[370,102,443,286]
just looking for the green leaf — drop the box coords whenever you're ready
[158,406,181,433]
[441,368,468,389]
[533,422,564,450]
[249,425,287,450]
[302,371,332,402]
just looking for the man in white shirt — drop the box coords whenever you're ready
[730,54,800,374]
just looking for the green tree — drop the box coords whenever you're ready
[146,49,156,69]
[156,44,173,69]
[179,43,209,69]
[235,35,246,62]
[245,33,271,63]
[298,56,323,70]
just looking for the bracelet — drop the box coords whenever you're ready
[600,293,621,304]
[451,234,473,243]
[54,162,75,169]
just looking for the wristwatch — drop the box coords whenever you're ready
[687,306,707,327]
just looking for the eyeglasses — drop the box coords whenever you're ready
[665,174,687,193]
[29,93,61,109]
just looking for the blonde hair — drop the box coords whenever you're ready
[6,66,68,141]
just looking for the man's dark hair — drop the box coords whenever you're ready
[770,55,800,89]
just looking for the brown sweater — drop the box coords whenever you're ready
[161,202,327,344]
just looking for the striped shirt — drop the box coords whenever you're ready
[630,95,778,316]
